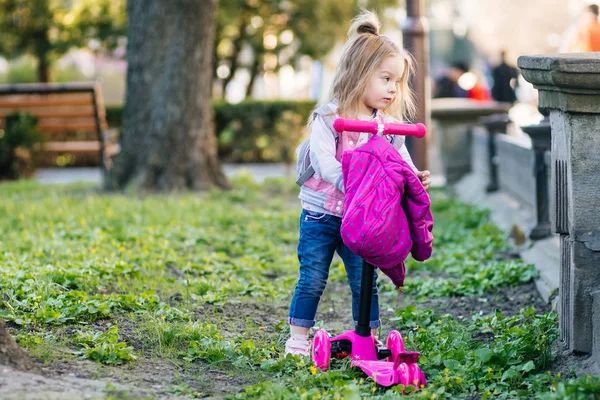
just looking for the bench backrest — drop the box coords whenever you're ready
[0,82,108,141]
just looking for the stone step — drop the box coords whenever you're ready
[455,172,559,306]
[521,236,560,306]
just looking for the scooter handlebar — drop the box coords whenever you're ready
[333,118,426,138]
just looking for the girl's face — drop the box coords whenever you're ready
[361,55,404,115]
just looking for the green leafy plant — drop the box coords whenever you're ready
[540,374,600,399]
[0,112,44,179]
[106,100,317,163]
[385,306,559,399]
[72,326,136,365]
[214,100,316,163]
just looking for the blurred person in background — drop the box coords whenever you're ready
[491,50,518,104]
[466,74,491,101]
[560,4,600,52]
[459,68,491,101]
[433,62,469,98]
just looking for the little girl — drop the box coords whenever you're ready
[285,10,431,356]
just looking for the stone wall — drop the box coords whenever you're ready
[518,53,600,366]
[471,127,489,183]
[495,135,535,210]
[447,109,558,309]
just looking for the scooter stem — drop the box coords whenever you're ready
[356,260,375,337]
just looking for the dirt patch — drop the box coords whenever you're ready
[1,351,256,399]
[312,273,553,336]
[408,281,552,319]
[196,301,285,329]
[0,312,264,399]
[0,320,39,373]
[0,365,139,400]
[548,343,600,380]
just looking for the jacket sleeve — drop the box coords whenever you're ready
[401,167,434,261]
[309,114,344,192]
[385,118,417,172]
[396,142,418,172]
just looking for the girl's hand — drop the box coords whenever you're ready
[417,170,431,190]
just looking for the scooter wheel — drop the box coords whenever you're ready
[386,330,405,363]
[312,329,331,371]
[408,363,424,389]
[397,362,410,388]
[418,366,427,387]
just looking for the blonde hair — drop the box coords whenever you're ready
[327,10,415,122]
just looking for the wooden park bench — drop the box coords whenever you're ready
[0,82,120,172]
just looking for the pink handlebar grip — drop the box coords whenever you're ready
[333,118,426,138]
[386,122,426,138]
[332,118,377,134]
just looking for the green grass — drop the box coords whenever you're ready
[401,195,538,298]
[0,177,595,398]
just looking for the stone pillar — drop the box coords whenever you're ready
[431,98,511,185]
[519,53,600,358]
[521,109,552,240]
[480,113,511,193]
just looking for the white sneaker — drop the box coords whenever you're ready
[284,334,310,357]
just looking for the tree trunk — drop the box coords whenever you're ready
[37,55,50,83]
[35,32,52,83]
[246,53,262,98]
[105,0,230,192]
[0,320,38,372]
[221,12,248,97]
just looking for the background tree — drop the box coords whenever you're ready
[215,0,398,98]
[0,0,126,82]
[104,0,228,192]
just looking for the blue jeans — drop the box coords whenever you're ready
[288,209,380,329]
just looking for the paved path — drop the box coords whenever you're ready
[34,163,293,185]
[34,164,446,187]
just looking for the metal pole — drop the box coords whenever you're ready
[402,0,430,171]
[355,260,374,337]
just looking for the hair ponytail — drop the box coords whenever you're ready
[347,10,381,38]
[319,10,415,123]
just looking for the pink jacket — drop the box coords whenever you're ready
[340,134,434,289]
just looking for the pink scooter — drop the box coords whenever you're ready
[312,118,427,389]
